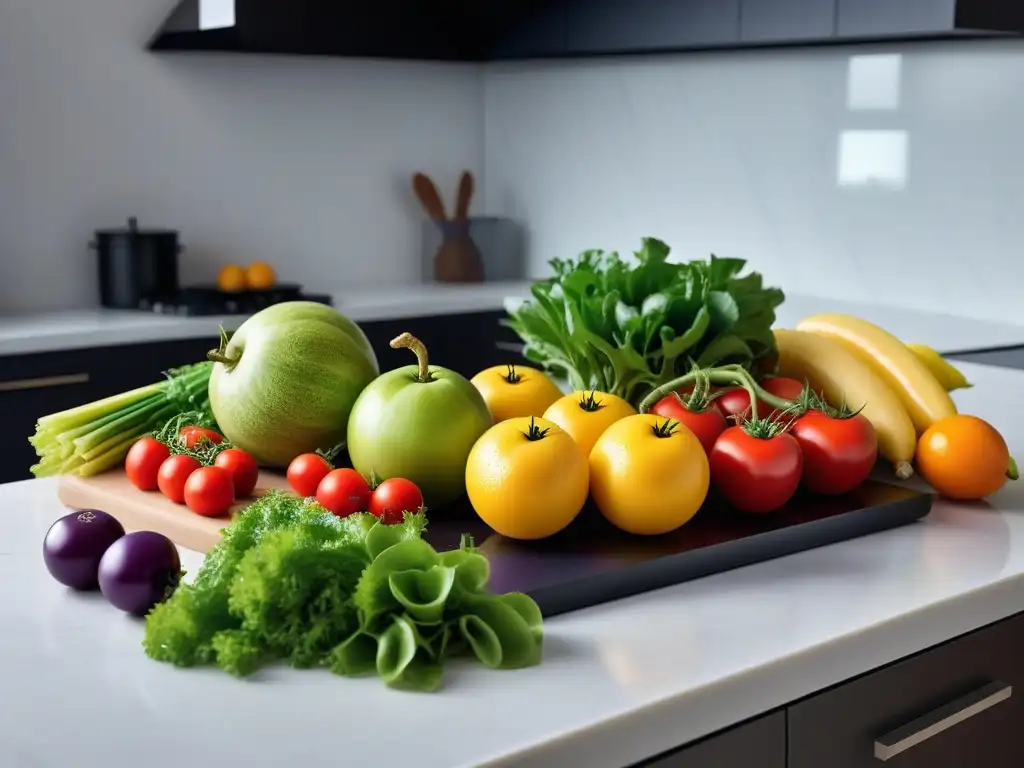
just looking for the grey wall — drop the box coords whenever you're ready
[0,0,485,312]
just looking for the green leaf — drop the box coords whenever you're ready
[706,291,740,331]
[458,595,543,670]
[376,616,444,692]
[328,630,379,677]
[387,566,456,625]
[695,334,754,368]
[438,547,491,595]
[353,539,439,631]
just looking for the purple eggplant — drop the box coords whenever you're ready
[42,509,125,590]
[98,531,182,616]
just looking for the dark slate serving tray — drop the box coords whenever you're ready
[422,481,933,617]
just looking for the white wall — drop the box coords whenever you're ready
[0,0,484,313]
[483,40,1024,325]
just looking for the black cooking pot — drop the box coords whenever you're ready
[92,217,182,309]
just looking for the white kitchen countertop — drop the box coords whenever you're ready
[3,359,1024,768]
[1,285,1022,357]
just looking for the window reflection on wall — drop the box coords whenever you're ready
[837,130,909,190]
[846,53,903,111]
[840,54,907,190]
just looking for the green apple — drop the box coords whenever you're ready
[346,332,493,508]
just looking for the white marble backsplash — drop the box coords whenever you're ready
[482,39,1024,325]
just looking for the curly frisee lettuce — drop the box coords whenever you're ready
[504,238,785,406]
[142,492,543,692]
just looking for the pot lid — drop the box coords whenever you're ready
[95,217,178,236]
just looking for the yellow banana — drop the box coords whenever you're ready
[796,313,957,434]
[774,329,917,479]
[906,343,972,392]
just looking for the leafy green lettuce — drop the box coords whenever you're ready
[143,492,542,692]
[504,238,785,405]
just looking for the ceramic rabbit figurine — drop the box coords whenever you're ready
[412,170,485,283]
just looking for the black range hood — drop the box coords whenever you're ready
[148,0,1024,62]
[148,0,546,61]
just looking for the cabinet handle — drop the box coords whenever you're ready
[874,681,1013,761]
[0,373,90,393]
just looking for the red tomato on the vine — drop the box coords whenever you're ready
[709,424,803,513]
[157,454,202,504]
[179,426,223,449]
[650,394,727,455]
[791,410,877,495]
[715,377,806,423]
[316,468,372,518]
[213,448,259,498]
[125,437,171,491]
[369,478,425,525]
[184,466,236,517]
[287,453,333,498]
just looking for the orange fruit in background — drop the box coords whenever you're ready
[216,264,247,293]
[916,415,1017,500]
[470,364,563,423]
[245,261,277,290]
[542,390,636,457]
[465,416,588,540]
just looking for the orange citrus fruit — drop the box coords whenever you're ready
[465,416,588,540]
[916,415,1017,500]
[245,261,277,290]
[542,390,636,457]
[217,264,247,293]
[470,364,563,423]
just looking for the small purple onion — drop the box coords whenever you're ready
[98,531,182,616]
[42,509,126,591]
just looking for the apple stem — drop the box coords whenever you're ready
[390,332,433,382]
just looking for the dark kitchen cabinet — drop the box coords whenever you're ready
[740,0,836,43]
[836,0,1022,39]
[489,0,568,59]
[788,611,1024,767]
[639,711,785,767]
[0,337,218,485]
[564,0,741,55]
[358,310,527,380]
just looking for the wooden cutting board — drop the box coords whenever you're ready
[57,472,293,553]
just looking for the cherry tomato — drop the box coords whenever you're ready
[316,468,372,518]
[649,395,727,455]
[369,478,425,525]
[709,425,803,513]
[125,437,171,491]
[287,453,333,498]
[213,448,259,498]
[179,426,224,449]
[184,466,236,517]
[790,410,877,495]
[715,377,806,423]
[157,454,202,504]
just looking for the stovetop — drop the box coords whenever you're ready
[131,284,333,317]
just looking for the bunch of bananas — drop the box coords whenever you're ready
[774,314,973,479]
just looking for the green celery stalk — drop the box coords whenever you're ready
[71,400,166,455]
[73,434,140,476]
[36,384,163,433]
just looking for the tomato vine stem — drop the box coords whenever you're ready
[522,416,550,441]
[637,365,798,419]
[391,332,434,382]
[505,364,522,384]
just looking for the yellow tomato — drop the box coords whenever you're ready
[542,390,636,457]
[916,415,1016,500]
[245,260,277,290]
[590,414,709,535]
[217,264,247,293]
[470,364,563,423]
[466,416,589,540]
